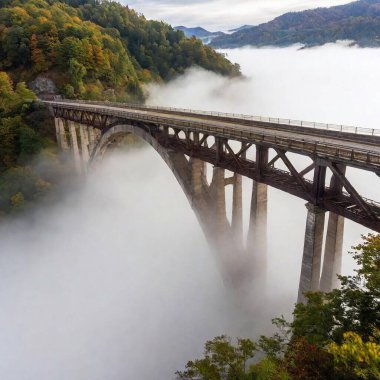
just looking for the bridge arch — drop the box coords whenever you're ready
[92,124,256,288]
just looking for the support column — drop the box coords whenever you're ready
[211,167,228,234]
[79,124,90,170]
[193,131,200,146]
[68,121,82,174]
[320,214,344,292]
[232,173,243,242]
[190,158,204,200]
[319,165,346,293]
[298,203,326,304]
[57,118,69,150]
[247,180,268,275]
[54,118,61,147]
[87,126,96,155]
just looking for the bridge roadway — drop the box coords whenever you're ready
[47,100,380,172]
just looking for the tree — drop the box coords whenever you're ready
[68,58,86,93]
[292,234,380,346]
[328,331,380,380]
[175,335,257,380]
[0,71,14,112]
[30,33,48,72]
[284,337,335,380]
[10,192,25,211]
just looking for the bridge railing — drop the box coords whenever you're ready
[49,99,380,137]
[49,100,380,168]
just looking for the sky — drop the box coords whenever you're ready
[124,0,353,31]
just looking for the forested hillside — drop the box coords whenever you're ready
[0,0,240,100]
[0,0,240,215]
[0,72,65,216]
[211,0,380,48]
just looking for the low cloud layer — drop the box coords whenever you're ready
[0,151,257,380]
[146,42,380,265]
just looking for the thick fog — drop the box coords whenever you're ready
[146,42,380,274]
[1,43,380,379]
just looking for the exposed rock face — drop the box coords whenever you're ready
[28,75,58,97]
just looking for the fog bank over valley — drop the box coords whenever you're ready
[146,42,380,273]
[1,43,380,379]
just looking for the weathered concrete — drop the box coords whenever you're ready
[320,213,344,292]
[232,174,243,242]
[190,158,205,201]
[87,126,96,155]
[68,121,82,174]
[211,167,228,234]
[247,180,268,278]
[57,118,69,150]
[298,203,326,304]
[79,124,90,169]
[54,118,61,147]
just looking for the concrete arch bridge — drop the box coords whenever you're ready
[46,100,380,303]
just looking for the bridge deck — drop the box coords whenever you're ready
[47,100,380,172]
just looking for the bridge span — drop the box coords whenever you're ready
[45,99,380,303]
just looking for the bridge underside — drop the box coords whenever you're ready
[51,103,380,303]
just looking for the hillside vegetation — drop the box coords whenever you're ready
[211,0,380,48]
[0,72,66,216]
[0,0,240,101]
[0,0,240,215]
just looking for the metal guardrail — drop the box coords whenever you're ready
[48,99,380,137]
[46,100,380,170]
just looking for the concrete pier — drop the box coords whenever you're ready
[79,124,90,169]
[232,173,243,242]
[56,118,69,150]
[54,118,61,147]
[87,126,96,155]
[68,121,82,174]
[190,158,205,201]
[247,180,268,277]
[298,203,326,303]
[211,167,228,233]
[320,213,344,292]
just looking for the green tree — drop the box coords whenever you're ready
[328,331,380,380]
[292,234,380,346]
[176,336,257,380]
[68,58,86,93]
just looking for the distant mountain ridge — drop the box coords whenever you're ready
[228,25,254,33]
[174,26,225,44]
[211,0,380,48]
